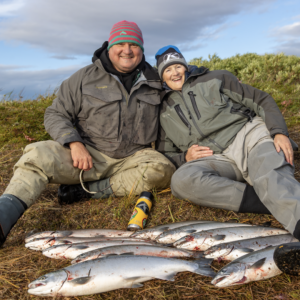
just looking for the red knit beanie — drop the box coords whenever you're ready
[107,20,144,52]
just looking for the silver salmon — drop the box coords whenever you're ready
[204,234,298,261]
[173,226,288,251]
[26,236,152,251]
[42,240,156,259]
[211,246,281,287]
[156,222,254,244]
[28,256,215,296]
[131,220,215,240]
[71,244,203,264]
[25,229,133,243]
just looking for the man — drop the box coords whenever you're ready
[0,21,175,247]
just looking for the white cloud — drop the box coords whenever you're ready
[271,19,300,56]
[0,0,24,17]
[0,0,275,58]
[0,64,83,100]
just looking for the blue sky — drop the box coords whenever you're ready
[0,0,299,99]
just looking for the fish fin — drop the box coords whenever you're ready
[155,272,177,281]
[69,277,92,285]
[129,283,144,288]
[239,248,255,254]
[184,229,197,234]
[212,235,226,241]
[105,254,118,256]
[193,258,216,278]
[120,252,135,256]
[73,245,89,250]
[261,221,272,227]
[249,257,266,269]
[60,230,73,237]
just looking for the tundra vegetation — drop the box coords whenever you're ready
[0,53,300,299]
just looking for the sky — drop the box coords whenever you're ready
[0,0,300,100]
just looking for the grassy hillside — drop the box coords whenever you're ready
[0,53,300,299]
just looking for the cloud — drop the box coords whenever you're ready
[0,0,275,59]
[0,0,24,17]
[0,64,83,100]
[50,55,77,60]
[271,20,300,56]
[0,0,276,98]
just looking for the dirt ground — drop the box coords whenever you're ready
[0,126,300,300]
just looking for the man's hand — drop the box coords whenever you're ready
[69,142,93,171]
[274,134,294,165]
[185,145,213,162]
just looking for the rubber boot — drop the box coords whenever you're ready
[274,242,300,276]
[238,185,271,214]
[0,194,27,247]
[58,178,113,205]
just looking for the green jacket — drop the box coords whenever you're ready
[44,42,162,159]
[156,66,289,168]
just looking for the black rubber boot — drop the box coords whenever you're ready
[274,242,300,276]
[58,178,113,205]
[58,184,92,205]
[238,185,271,214]
[0,194,27,247]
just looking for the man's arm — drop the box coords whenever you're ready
[44,68,86,147]
[44,67,93,171]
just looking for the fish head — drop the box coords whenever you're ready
[28,270,67,296]
[25,237,55,250]
[204,245,233,259]
[211,262,247,287]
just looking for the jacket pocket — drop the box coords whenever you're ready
[230,103,256,122]
[132,90,161,145]
[174,104,192,135]
[82,86,122,140]
[188,91,201,120]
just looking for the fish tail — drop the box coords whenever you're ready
[193,258,216,277]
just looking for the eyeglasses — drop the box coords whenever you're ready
[163,52,180,64]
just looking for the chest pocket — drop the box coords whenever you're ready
[132,89,161,145]
[82,86,122,140]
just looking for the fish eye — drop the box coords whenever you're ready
[39,276,46,280]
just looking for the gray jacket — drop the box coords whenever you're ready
[44,45,162,159]
[156,66,293,168]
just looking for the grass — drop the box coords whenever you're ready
[0,53,300,299]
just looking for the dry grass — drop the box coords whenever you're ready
[0,128,300,299]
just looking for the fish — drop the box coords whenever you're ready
[156,222,254,244]
[173,226,288,251]
[26,236,152,251]
[28,255,215,296]
[131,220,216,240]
[42,240,157,259]
[25,229,133,243]
[71,244,203,264]
[204,234,298,261]
[211,246,281,287]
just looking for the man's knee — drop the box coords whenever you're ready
[141,160,175,189]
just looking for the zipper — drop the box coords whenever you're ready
[188,91,201,120]
[177,91,224,151]
[174,105,192,136]
[230,107,255,122]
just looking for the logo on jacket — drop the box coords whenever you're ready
[120,31,127,35]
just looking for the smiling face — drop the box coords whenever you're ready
[108,42,143,73]
[162,64,186,91]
